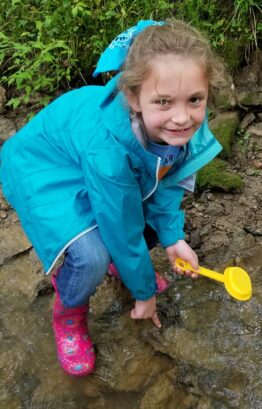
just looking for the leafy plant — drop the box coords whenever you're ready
[0,0,261,109]
[1,32,74,109]
[173,0,261,65]
[226,0,262,60]
[236,128,251,153]
[0,0,173,109]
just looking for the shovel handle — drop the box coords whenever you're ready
[175,258,225,283]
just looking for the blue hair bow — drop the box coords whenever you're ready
[93,20,165,77]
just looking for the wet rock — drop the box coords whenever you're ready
[209,111,239,159]
[189,230,202,249]
[247,123,262,139]
[201,231,230,260]
[240,112,256,129]
[0,116,16,145]
[206,202,225,216]
[0,86,6,114]
[0,354,25,409]
[211,84,236,112]
[145,325,225,371]
[32,369,106,406]
[199,224,213,238]
[90,277,131,318]
[140,369,197,409]
[236,90,262,106]
[235,50,262,106]
[91,313,173,393]
[0,398,22,409]
[0,224,32,266]
[140,247,262,408]
[196,397,215,409]
[0,254,46,304]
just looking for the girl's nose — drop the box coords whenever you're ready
[171,106,189,126]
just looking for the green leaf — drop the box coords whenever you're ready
[6,97,21,109]
[25,85,31,95]
[0,52,5,63]
[35,20,43,32]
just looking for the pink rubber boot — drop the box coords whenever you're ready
[108,264,169,294]
[52,272,95,376]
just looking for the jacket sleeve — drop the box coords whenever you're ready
[81,146,157,301]
[144,182,185,248]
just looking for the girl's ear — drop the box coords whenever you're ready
[125,90,141,113]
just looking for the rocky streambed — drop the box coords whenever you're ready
[0,54,262,408]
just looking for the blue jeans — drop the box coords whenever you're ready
[55,225,158,308]
[56,228,111,307]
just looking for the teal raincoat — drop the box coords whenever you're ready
[0,74,222,300]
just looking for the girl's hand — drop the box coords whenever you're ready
[166,240,199,278]
[130,296,161,328]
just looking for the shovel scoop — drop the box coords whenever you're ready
[175,258,252,301]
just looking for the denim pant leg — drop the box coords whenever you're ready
[56,227,111,308]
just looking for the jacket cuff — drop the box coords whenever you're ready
[158,229,185,248]
[132,286,157,301]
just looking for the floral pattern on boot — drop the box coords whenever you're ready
[52,274,95,376]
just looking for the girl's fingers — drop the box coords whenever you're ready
[174,267,184,275]
[130,309,161,329]
[152,312,161,328]
[130,308,138,320]
[174,267,199,278]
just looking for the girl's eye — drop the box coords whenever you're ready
[157,99,169,107]
[190,97,201,104]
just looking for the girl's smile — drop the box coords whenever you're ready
[163,126,194,138]
[128,54,209,146]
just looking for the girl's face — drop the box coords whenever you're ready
[128,54,209,146]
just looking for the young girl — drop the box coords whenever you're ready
[0,19,225,376]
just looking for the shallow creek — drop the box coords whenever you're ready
[0,245,261,409]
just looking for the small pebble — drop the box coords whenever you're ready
[206,192,216,201]
[253,159,262,169]
[239,196,249,206]
[1,203,9,211]
[0,210,7,219]
[246,168,257,176]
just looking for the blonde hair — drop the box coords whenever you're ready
[119,20,228,100]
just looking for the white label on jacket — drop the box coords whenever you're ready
[158,172,196,192]
[177,173,196,192]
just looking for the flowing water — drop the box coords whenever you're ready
[0,246,261,409]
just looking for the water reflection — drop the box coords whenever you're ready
[0,246,261,408]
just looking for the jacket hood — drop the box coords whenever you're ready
[99,74,160,179]
[99,73,132,142]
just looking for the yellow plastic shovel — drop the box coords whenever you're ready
[175,258,252,301]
